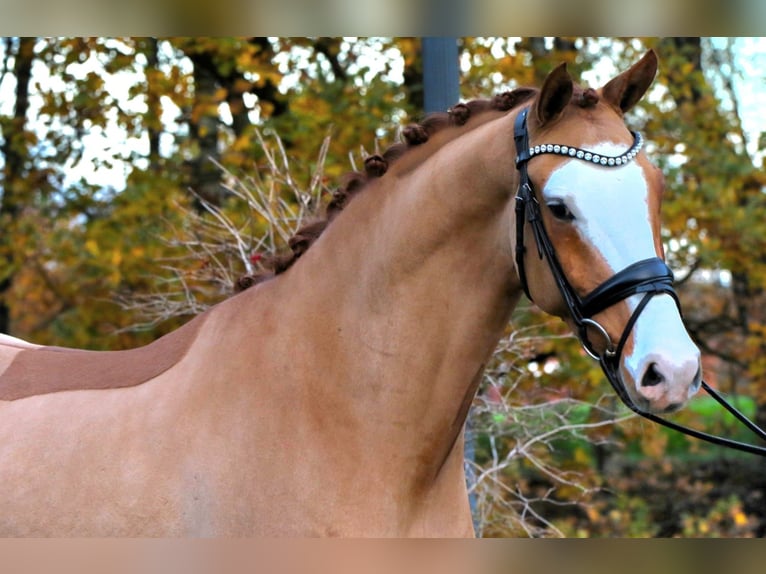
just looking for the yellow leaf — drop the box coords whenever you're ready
[733,510,748,527]
[573,446,591,465]
[585,506,600,522]
[85,239,100,256]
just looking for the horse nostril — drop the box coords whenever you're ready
[641,362,665,387]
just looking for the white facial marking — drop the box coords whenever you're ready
[543,142,654,270]
[626,295,701,404]
[543,142,701,411]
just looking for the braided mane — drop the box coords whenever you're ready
[236,87,538,291]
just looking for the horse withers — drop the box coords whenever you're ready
[0,50,700,536]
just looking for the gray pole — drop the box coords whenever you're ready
[422,37,460,113]
[421,36,480,535]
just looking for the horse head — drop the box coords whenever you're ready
[513,50,702,414]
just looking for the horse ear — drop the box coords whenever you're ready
[601,49,658,114]
[534,62,573,126]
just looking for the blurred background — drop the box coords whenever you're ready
[1,36,765,536]
[1,0,765,35]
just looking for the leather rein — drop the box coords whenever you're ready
[513,108,766,456]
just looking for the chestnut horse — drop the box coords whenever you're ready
[0,50,700,536]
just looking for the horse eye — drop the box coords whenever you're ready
[547,202,575,221]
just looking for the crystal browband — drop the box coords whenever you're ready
[518,131,644,167]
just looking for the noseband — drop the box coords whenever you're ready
[513,108,766,456]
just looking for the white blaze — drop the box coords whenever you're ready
[543,143,655,269]
[543,142,700,408]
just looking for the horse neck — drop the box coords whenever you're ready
[216,115,518,488]
[252,113,524,479]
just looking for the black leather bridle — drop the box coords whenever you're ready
[513,108,766,456]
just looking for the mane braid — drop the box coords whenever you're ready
[235,87,538,292]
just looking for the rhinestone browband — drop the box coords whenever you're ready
[519,131,643,167]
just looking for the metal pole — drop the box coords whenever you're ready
[422,37,460,113]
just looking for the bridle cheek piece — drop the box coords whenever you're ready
[512,108,766,456]
[513,109,676,371]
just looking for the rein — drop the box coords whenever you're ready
[513,108,766,457]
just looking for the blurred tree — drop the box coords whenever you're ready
[642,37,766,429]
[0,37,37,335]
[0,37,420,347]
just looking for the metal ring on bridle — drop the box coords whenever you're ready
[579,318,616,360]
